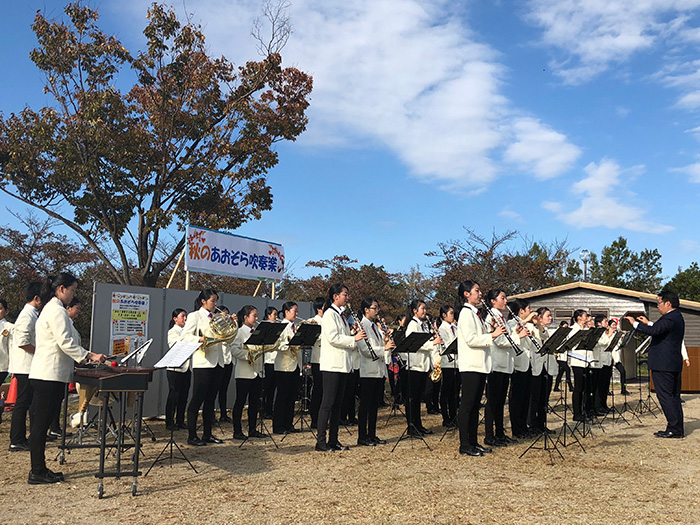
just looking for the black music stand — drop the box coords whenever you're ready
[599,331,630,426]
[391,332,432,452]
[542,327,571,419]
[554,329,588,452]
[280,323,321,442]
[439,339,459,442]
[238,321,286,448]
[632,335,659,417]
[572,328,606,438]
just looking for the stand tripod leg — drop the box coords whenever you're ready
[144,429,197,476]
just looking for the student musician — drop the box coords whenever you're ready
[436,305,459,428]
[165,308,189,431]
[357,298,394,446]
[592,315,613,415]
[0,298,12,388]
[230,305,266,440]
[400,299,442,437]
[8,281,43,452]
[569,309,592,422]
[28,273,105,484]
[506,298,534,439]
[261,306,279,419]
[273,302,301,434]
[455,280,506,457]
[554,320,574,392]
[609,319,630,395]
[309,297,325,429]
[316,283,367,452]
[390,314,407,406]
[529,307,557,434]
[181,289,226,446]
[483,289,525,447]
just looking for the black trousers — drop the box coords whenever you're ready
[273,369,299,432]
[218,362,234,416]
[615,362,627,390]
[310,363,323,427]
[10,373,33,445]
[187,366,224,440]
[424,376,440,412]
[341,369,359,422]
[651,370,684,434]
[555,360,572,389]
[529,372,550,431]
[596,365,613,410]
[458,371,486,448]
[572,366,588,419]
[401,369,427,430]
[233,376,262,434]
[440,367,460,425]
[262,363,276,416]
[485,371,509,439]
[358,377,383,441]
[508,369,532,437]
[588,368,600,414]
[28,379,64,475]
[166,369,191,427]
[317,371,349,446]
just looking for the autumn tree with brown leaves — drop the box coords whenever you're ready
[0,2,312,288]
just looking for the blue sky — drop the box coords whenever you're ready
[2,0,700,283]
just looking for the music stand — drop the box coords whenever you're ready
[574,328,606,437]
[238,321,286,448]
[599,332,630,426]
[391,332,432,452]
[554,329,588,452]
[439,339,459,442]
[541,327,571,419]
[632,335,659,417]
[280,324,321,442]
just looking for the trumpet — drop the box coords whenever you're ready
[481,301,523,356]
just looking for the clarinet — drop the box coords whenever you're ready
[481,301,523,356]
[346,304,379,361]
[505,304,542,352]
[378,318,405,368]
[426,315,453,362]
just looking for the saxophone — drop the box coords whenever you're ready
[426,316,443,383]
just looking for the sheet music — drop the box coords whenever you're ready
[154,341,202,368]
[567,351,597,364]
[120,338,153,365]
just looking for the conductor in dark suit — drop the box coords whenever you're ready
[625,291,685,438]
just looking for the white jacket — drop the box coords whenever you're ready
[8,303,38,375]
[181,307,225,368]
[319,306,355,373]
[401,318,440,373]
[310,314,323,364]
[509,319,531,373]
[457,304,492,374]
[438,322,458,369]
[232,324,263,379]
[274,319,300,372]
[568,324,590,369]
[29,297,88,383]
[0,318,13,373]
[359,317,388,379]
[530,324,558,376]
[590,330,612,369]
[488,311,519,374]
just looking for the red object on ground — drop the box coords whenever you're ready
[6,376,18,407]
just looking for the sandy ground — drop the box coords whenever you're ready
[1,384,698,525]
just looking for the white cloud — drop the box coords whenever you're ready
[525,1,700,84]
[545,158,673,234]
[499,208,523,222]
[672,162,700,183]
[119,0,580,190]
[680,239,700,252]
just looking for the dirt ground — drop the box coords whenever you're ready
[1,384,698,525]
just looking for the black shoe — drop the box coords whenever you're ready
[203,436,223,444]
[48,469,65,482]
[310,423,318,429]
[315,442,332,452]
[474,444,493,454]
[357,438,376,446]
[346,419,357,425]
[573,415,586,422]
[427,409,440,415]
[249,430,266,438]
[407,427,423,437]
[273,430,287,435]
[459,446,483,457]
[656,430,684,439]
[501,435,518,444]
[9,442,30,452]
[286,427,301,434]
[483,436,506,447]
[233,432,247,440]
[553,387,561,392]
[219,415,233,423]
[544,427,556,435]
[370,436,387,445]
[329,442,349,451]
[418,426,433,435]
[187,437,206,446]
[28,471,61,485]
[165,423,177,432]
[49,429,67,439]
[176,422,188,430]
[654,430,668,437]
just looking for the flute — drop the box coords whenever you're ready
[481,300,523,356]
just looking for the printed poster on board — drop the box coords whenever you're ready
[185,226,285,281]
[110,292,149,356]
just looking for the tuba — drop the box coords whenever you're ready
[199,308,238,353]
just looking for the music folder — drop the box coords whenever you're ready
[442,338,457,357]
[538,326,571,356]
[604,331,624,352]
[576,327,605,351]
[288,324,322,347]
[556,329,588,354]
[244,321,287,347]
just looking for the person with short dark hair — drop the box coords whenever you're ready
[625,291,685,438]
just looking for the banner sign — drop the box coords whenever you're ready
[185,226,285,281]
[110,292,149,356]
